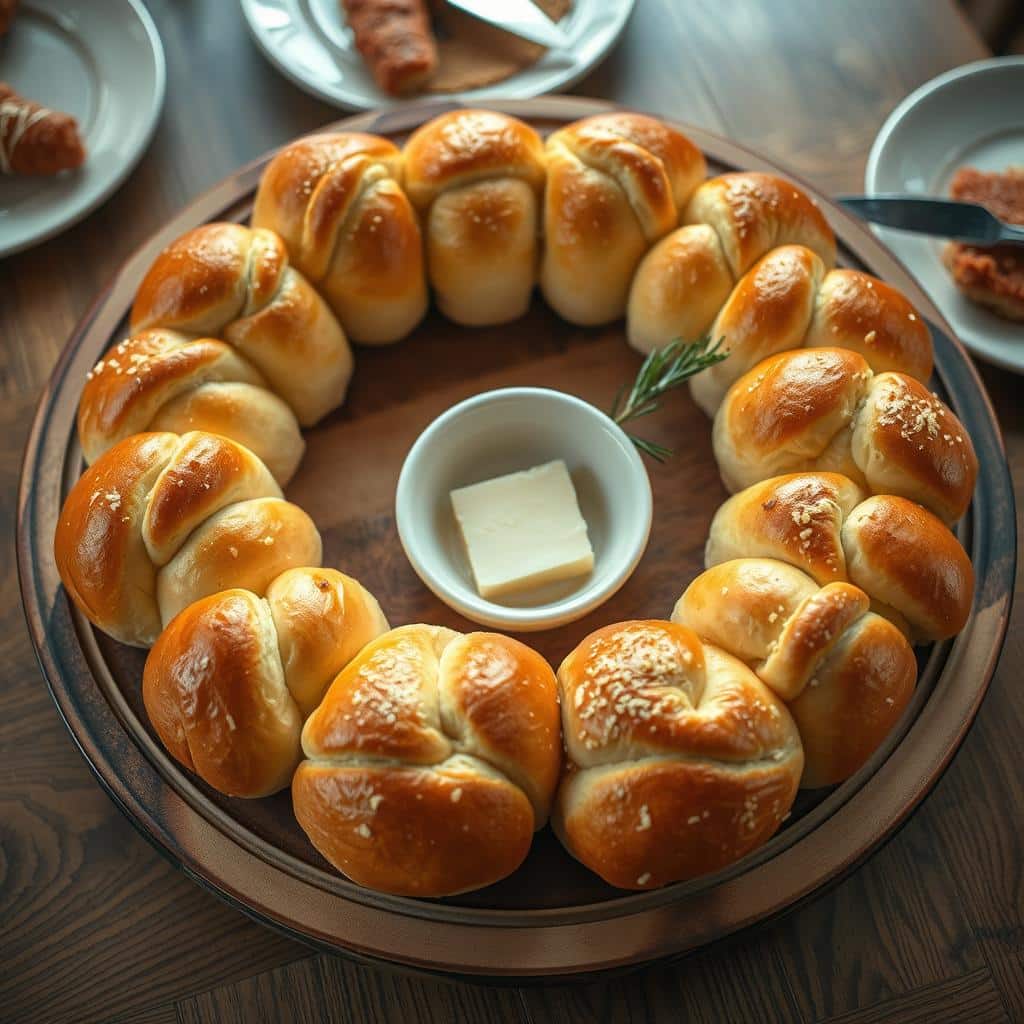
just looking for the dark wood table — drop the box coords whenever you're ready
[3,2,1021,1021]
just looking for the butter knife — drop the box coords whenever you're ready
[445,0,569,49]
[838,195,1024,247]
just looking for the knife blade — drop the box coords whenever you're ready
[445,0,569,49]
[838,195,1024,247]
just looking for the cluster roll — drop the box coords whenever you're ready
[712,347,978,523]
[672,559,917,788]
[293,624,561,897]
[54,431,321,647]
[144,567,389,797]
[553,620,803,889]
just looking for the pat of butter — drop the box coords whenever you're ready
[450,460,594,599]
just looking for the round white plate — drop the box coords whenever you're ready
[240,0,634,110]
[865,57,1024,374]
[0,0,165,258]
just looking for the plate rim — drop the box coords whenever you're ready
[238,0,636,111]
[17,95,1017,977]
[864,55,1024,375]
[0,0,167,259]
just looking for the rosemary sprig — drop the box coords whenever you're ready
[610,335,726,462]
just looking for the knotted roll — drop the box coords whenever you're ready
[689,248,933,415]
[252,133,427,344]
[705,472,973,643]
[402,109,546,326]
[130,223,353,425]
[143,567,388,798]
[628,174,839,355]
[672,559,917,788]
[54,431,322,647]
[712,347,978,523]
[77,328,305,486]
[684,172,837,278]
[293,624,561,897]
[553,620,802,890]
[541,112,706,326]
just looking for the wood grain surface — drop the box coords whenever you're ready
[2,1,1021,1022]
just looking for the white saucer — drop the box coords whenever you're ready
[865,57,1024,374]
[0,0,165,258]
[240,0,634,111]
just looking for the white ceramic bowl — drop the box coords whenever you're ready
[395,387,652,632]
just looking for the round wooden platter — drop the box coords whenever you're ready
[17,96,1017,979]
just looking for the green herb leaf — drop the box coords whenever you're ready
[611,335,727,461]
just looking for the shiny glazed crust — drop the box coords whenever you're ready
[705,472,973,642]
[672,559,917,787]
[553,620,802,889]
[293,624,561,896]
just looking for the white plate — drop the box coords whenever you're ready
[0,0,165,258]
[240,0,634,110]
[865,57,1024,374]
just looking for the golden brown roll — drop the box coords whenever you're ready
[542,112,706,326]
[672,559,917,788]
[553,620,802,890]
[252,133,427,344]
[292,624,561,897]
[130,223,353,425]
[712,348,977,523]
[683,172,837,278]
[402,110,546,326]
[54,431,322,647]
[629,236,934,415]
[626,224,735,354]
[143,567,388,798]
[77,328,305,486]
[704,472,974,643]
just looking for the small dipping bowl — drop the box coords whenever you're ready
[395,387,653,632]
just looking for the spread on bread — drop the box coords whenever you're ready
[944,166,1024,322]
[56,109,976,898]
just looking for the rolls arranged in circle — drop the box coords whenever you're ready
[130,223,354,425]
[553,620,803,889]
[712,347,978,523]
[143,567,388,798]
[402,109,547,326]
[705,472,974,643]
[77,328,305,486]
[54,431,322,646]
[541,112,706,326]
[52,108,982,897]
[672,559,917,788]
[292,624,561,897]
[252,133,427,345]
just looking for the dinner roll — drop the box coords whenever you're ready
[542,112,706,325]
[553,620,802,889]
[293,624,561,896]
[683,172,837,277]
[130,223,353,425]
[143,567,388,797]
[626,224,735,354]
[690,245,826,414]
[712,348,977,523]
[705,472,974,642]
[252,133,427,344]
[54,431,322,647]
[402,110,546,326]
[77,328,304,486]
[672,559,917,788]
